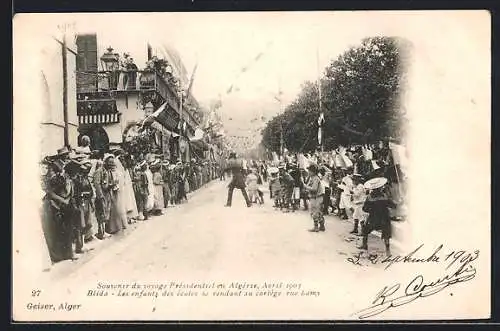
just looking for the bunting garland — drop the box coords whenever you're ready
[223,42,273,98]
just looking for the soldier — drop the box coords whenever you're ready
[224,152,251,207]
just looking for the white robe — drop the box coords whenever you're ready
[144,169,155,211]
[339,175,354,209]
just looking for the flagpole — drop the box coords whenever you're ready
[316,46,324,153]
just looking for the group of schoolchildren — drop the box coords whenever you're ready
[263,143,405,257]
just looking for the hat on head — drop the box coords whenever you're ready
[80,160,93,170]
[51,159,66,172]
[103,153,115,162]
[57,146,70,156]
[364,177,388,190]
[307,163,319,173]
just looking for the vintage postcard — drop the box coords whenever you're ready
[12,10,490,321]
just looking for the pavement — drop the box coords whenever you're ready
[44,179,400,284]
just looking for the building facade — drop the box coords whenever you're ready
[40,33,78,157]
[75,34,203,161]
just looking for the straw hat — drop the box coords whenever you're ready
[364,177,388,190]
[268,166,279,174]
[56,146,70,156]
[103,153,115,162]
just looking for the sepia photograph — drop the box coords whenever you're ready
[12,10,490,321]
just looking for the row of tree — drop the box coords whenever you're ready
[260,36,411,153]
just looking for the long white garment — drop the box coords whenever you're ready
[352,183,368,221]
[124,168,139,218]
[112,159,129,222]
[339,175,354,209]
[115,157,138,217]
[145,168,155,211]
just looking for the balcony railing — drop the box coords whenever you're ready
[79,113,121,125]
[76,70,204,131]
[77,70,180,110]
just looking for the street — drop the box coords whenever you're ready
[47,179,393,283]
[30,179,419,320]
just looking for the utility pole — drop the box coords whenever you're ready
[61,27,69,147]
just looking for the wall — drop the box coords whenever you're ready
[101,92,144,144]
[39,34,78,156]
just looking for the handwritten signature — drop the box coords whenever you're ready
[353,259,477,319]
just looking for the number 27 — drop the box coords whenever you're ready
[31,289,41,297]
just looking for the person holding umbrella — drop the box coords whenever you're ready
[358,177,397,257]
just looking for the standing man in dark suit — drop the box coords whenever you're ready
[225,152,252,207]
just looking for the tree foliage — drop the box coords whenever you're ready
[261,36,410,153]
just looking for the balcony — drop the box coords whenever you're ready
[77,70,180,112]
[76,70,204,133]
[77,97,121,125]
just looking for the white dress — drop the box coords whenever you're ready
[352,183,368,221]
[145,169,155,211]
[123,168,139,218]
[339,176,354,209]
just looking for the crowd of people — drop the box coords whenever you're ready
[40,135,221,264]
[227,141,407,257]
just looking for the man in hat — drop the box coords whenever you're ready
[303,163,326,232]
[133,160,150,220]
[44,157,80,261]
[224,152,251,207]
[62,157,87,255]
[56,146,71,163]
[93,154,113,239]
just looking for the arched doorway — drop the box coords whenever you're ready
[78,125,110,151]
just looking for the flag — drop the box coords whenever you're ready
[140,102,167,127]
[147,43,153,60]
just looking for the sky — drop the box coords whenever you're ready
[24,11,489,147]
[32,12,388,135]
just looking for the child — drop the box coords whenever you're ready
[150,160,165,216]
[350,174,367,235]
[246,168,259,203]
[269,171,282,209]
[358,177,397,257]
[338,169,354,220]
[303,163,326,232]
[279,166,294,212]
